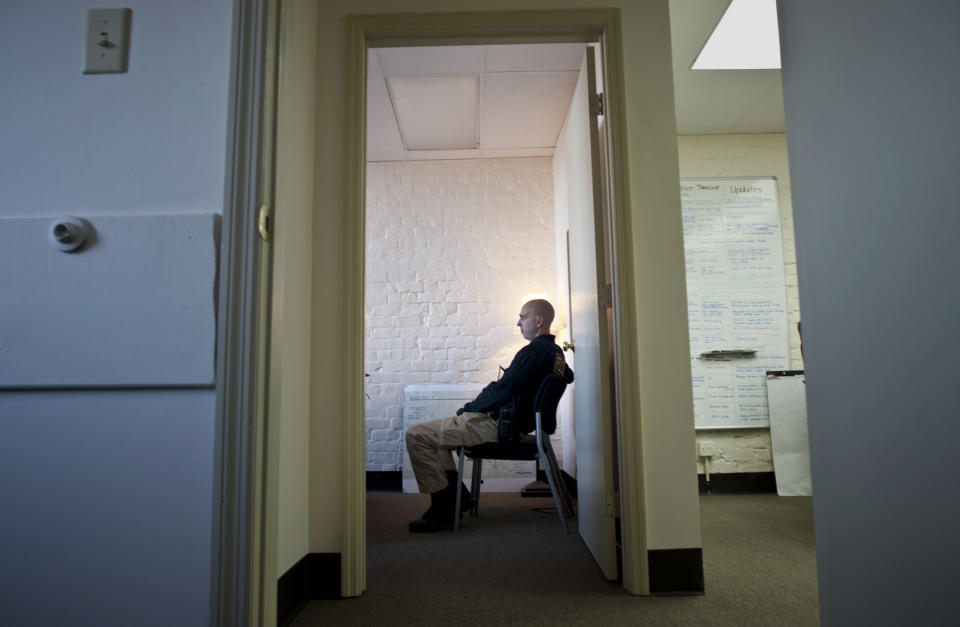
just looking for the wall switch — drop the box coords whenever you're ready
[84,9,132,74]
[698,440,715,457]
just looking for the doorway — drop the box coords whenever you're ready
[363,41,582,492]
[343,13,640,596]
[363,39,619,578]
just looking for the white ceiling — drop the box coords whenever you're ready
[670,0,785,134]
[367,44,585,161]
[366,1,786,162]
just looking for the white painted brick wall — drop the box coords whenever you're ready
[677,134,803,474]
[365,158,557,470]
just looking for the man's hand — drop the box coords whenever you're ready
[456,407,465,415]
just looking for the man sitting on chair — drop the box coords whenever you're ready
[405,298,574,533]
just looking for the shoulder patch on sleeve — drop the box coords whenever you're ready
[553,352,566,376]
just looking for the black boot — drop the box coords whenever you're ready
[408,488,456,533]
[446,470,474,514]
[408,472,473,533]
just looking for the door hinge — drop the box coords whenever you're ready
[598,283,613,309]
[258,204,273,241]
[589,92,604,116]
[605,491,619,518]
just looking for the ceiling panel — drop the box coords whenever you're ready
[482,72,578,149]
[484,44,585,72]
[368,48,384,77]
[376,46,484,76]
[388,75,478,151]
[367,76,404,154]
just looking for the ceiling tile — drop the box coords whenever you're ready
[388,75,478,151]
[367,76,404,154]
[482,72,578,149]
[367,49,384,77]
[484,44,586,72]
[376,46,484,75]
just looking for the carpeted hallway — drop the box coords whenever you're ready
[292,491,819,626]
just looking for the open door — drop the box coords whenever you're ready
[562,46,619,580]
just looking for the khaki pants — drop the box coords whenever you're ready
[405,411,499,494]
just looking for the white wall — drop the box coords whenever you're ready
[677,133,802,474]
[779,0,960,623]
[364,157,558,470]
[0,1,232,625]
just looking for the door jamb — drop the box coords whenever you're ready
[344,9,649,595]
[212,0,275,624]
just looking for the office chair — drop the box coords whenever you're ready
[454,373,575,533]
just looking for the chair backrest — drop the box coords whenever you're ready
[533,373,569,435]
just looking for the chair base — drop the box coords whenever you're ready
[453,437,574,533]
[452,375,574,533]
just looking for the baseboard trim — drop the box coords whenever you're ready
[277,553,341,627]
[698,471,776,494]
[648,548,704,595]
[366,470,402,491]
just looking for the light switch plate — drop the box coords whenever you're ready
[84,8,131,74]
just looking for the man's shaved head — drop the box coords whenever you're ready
[524,299,555,328]
[517,299,556,340]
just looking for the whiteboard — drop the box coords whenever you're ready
[681,178,790,428]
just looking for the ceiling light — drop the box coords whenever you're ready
[692,0,781,70]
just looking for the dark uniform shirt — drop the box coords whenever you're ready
[461,334,574,434]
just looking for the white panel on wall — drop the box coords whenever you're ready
[766,373,811,496]
[0,1,232,219]
[0,388,215,625]
[0,213,219,387]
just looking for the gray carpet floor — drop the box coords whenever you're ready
[292,491,819,626]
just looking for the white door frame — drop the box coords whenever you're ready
[212,0,277,623]
[343,10,649,595]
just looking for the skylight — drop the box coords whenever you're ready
[692,0,781,70]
